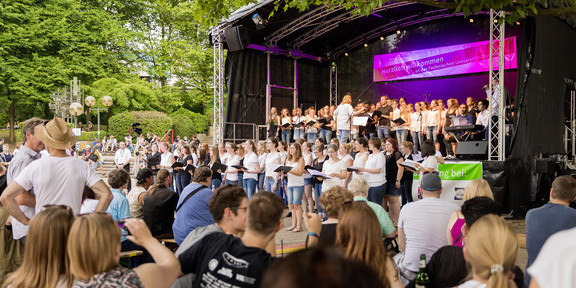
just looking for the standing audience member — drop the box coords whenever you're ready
[106,169,131,223]
[399,141,415,206]
[127,168,154,219]
[1,117,112,236]
[382,138,403,224]
[2,206,75,288]
[394,172,459,285]
[173,167,214,245]
[525,175,576,286]
[68,215,180,288]
[114,141,133,191]
[143,169,179,239]
[177,192,284,288]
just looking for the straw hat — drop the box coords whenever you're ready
[34,117,77,150]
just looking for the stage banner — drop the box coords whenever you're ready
[410,161,483,205]
[374,37,517,82]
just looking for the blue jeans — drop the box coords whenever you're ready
[237,172,244,188]
[368,183,386,206]
[294,128,305,141]
[287,186,304,205]
[426,126,439,143]
[243,178,258,199]
[378,126,391,139]
[177,172,191,195]
[281,130,291,145]
[265,177,281,198]
[412,131,422,152]
[320,129,332,144]
[211,178,222,190]
[338,129,350,143]
[307,132,317,143]
[401,179,414,206]
[396,128,408,145]
[258,173,265,190]
[225,179,238,185]
[314,183,323,214]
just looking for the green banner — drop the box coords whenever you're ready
[413,162,483,180]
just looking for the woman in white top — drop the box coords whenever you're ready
[264,138,281,198]
[458,215,518,288]
[241,140,261,199]
[282,143,305,233]
[218,143,227,164]
[321,144,347,193]
[159,142,174,170]
[333,94,355,144]
[292,108,306,141]
[352,137,369,180]
[224,143,240,185]
[396,104,412,147]
[410,102,423,153]
[280,108,292,145]
[306,107,319,143]
[301,142,314,214]
[355,137,386,205]
[425,100,441,151]
[338,143,354,188]
[257,141,267,191]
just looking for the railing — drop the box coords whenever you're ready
[223,122,260,144]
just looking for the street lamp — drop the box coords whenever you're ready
[85,95,113,140]
[69,102,84,128]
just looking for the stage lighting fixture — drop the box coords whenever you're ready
[380,36,384,40]
[345,53,349,56]
[516,21,520,25]
[252,13,267,30]
[364,43,368,47]
[396,30,401,35]
[469,18,474,23]
[493,19,498,23]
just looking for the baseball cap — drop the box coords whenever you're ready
[420,172,442,191]
[136,168,153,182]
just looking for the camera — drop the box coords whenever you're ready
[131,123,143,135]
[118,220,131,236]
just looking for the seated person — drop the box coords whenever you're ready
[314,186,354,247]
[347,177,396,239]
[177,192,284,288]
[143,169,179,239]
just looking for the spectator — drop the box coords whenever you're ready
[459,215,517,288]
[143,169,179,239]
[106,169,131,222]
[177,191,284,288]
[2,205,75,288]
[394,171,459,285]
[146,142,162,175]
[1,117,112,236]
[312,186,354,247]
[67,215,180,288]
[172,167,214,245]
[114,141,132,191]
[127,168,154,219]
[348,178,396,239]
[525,175,576,286]
[527,226,576,288]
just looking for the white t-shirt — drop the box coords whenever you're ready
[286,159,304,187]
[225,155,240,181]
[334,103,354,131]
[528,227,576,288]
[80,198,99,214]
[420,156,439,179]
[363,152,386,187]
[265,152,280,178]
[398,197,460,272]
[352,151,368,180]
[258,153,267,173]
[243,152,259,180]
[15,156,101,214]
[322,159,346,192]
[302,153,312,179]
[160,152,173,169]
[458,280,487,288]
[410,112,422,132]
[426,109,439,126]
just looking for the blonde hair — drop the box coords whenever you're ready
[341,95,352,105]
[67,213,121,281]
[465,215,517,288]
[3,207,75,288]
[347,178,369,197]
[319,186,354,218]
[463,179,494,201]
[149,169,170,195]
[340,143,352,154]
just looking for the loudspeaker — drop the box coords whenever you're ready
[455,141,488,160]
[536,159,556,174]
[225,26,249,52]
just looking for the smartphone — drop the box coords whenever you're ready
[118,220,131,236]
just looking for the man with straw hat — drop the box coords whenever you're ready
[0,117,112,228]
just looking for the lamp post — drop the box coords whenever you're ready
[69,102,84,128]
[85,96,113,140]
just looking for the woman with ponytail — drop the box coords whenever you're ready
[459,214,518,288]
[143,169,178,238]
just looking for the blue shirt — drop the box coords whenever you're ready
[106,188,131,222]
[525,202,576,286]
[172,183,214,244]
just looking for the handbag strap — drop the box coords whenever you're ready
[176,185,207,212]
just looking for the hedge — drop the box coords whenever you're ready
[108,111,172,141]
[170,108,209,135]
[77,131,108,141]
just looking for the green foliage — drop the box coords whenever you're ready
[171,108,210,135]
[77,131,108,141]
[107,112,134,140]
[171,115,195,138]
[132,111,173,139]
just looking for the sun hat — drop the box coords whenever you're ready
[34,117,77,150]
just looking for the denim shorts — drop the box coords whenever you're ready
[287,186,304,205]
[384,182,401,196]
[304,177,313,186]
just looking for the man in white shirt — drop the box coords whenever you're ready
[394,172,459,285]
[115,141,132,191]
[1,117,112,230]
[474,99,490,140]
[527,226,576,288]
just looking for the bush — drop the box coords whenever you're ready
[107,112,134,140]
[76,131,107,141]
[108,111,173,141]
[171,108,209,135]
[171,115,194,138]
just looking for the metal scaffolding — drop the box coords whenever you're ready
[488,9,506,161]
[330,62,338,107]
[212,24,227,145]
